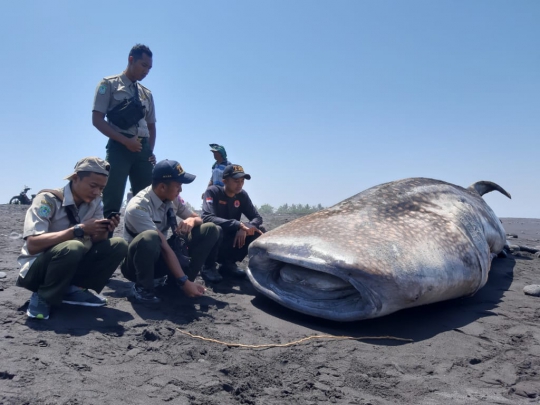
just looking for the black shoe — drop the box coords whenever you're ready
[220,261,247,279]
[201,263,223,283]
[131,284,161,304]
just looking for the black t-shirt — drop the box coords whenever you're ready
[202,185,262,233]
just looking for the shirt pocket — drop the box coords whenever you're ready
[113,85,132,101]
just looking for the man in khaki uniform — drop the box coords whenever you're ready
[16,157,128,320]
[92,43,157,219]
[122,160,219,304]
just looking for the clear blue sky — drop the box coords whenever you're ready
[2,1,538,217]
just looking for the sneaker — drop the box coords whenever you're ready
[153,275,168,288]
[131,284,161,304]
[201,263,223,283]
[27,292,50,320]
[220,261,247,279]
[62,289,107,307]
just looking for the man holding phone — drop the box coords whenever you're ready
[16,157,128,320]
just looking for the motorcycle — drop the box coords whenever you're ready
[9,186,35,205]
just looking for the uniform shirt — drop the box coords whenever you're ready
[123,186,193,243]
[202,186,263,233]
[17,185,104,278]
[93,72,156,138]
[210,159,232,187]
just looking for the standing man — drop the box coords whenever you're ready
[16,157,128,320]
[122,159,219,304]
[202,164,264,280]
[92,44,157,219]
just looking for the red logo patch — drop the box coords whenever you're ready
[234,200,240,208]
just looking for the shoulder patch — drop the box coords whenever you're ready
[135,206,148,212]
[206,197,213,204]
[98,84,107,94]
[40,199,54,209]
[38,205,51,218]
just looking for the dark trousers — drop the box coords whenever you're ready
[121,223,220,290]
[17,238,128,306]
[215,226,262,264]
[103,137,153,218]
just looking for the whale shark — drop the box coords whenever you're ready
[247,178,511,322]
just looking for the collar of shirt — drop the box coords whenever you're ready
[62,184,76,206]
[118,72,137,94]
[148,188,171,212]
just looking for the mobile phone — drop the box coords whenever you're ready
[107,212,121,219]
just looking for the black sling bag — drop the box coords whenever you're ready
[106,82,146,130]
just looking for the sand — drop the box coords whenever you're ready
[1,204,540,405]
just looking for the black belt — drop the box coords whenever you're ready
[120,132,148,143]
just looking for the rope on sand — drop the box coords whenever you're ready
[176,328,413,348]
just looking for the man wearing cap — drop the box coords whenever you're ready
[121,159,219,303]
[202,164,264,280]
[92,44,157,220]
[207,144,232,188]
[16,157,129,320]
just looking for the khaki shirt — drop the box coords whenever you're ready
[123,186,193,243]
[17,185,104,278]
[92,72,156,138]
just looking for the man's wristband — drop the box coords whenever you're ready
[176,275,189,287]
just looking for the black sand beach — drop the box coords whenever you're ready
[1,204,540,404]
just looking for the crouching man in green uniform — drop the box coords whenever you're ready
[121,159,218,304]
[16,157,128,320]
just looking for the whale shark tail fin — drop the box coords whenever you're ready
[468,181,511,199]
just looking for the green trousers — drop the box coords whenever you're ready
[121,223,220,290]
[17,238,128,306]
[103,137,153,218]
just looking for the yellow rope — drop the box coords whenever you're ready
[176,328,412,348]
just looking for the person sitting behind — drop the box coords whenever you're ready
[207,143,231,188]
[16,157,128,320]
[201,164,264,281]
[121,159,219,304]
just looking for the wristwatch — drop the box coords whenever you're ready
[176,275,189,287]
[73,224,84,238]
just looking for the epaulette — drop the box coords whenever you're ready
[103,74,121,81]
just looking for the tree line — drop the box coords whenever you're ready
[256,203,325,215]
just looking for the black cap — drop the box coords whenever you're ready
[223,164,251,180]
[152,160,196,184]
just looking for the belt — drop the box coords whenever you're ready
[120,132,148,143]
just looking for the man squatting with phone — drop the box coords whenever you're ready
[16,157,128,320]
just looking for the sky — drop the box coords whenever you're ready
[1,1,539,218]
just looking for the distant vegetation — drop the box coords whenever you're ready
[256,203,325,215]
[190,201,325,215]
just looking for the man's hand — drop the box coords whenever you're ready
[149,153,156,165]
[233,229,247,248]
[182,280,205,297]
[240,222,263,237]
[80,218,110,237]
[106,214,121,233]
[124,136,143,152]
[176,217,197,235]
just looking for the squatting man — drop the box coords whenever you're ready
[16,157,128,320]
[122,159,220,304]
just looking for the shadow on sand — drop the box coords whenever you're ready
[250,256,516,345]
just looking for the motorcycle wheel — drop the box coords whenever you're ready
[9,197,22,205]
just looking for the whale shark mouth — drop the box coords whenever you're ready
[247,251,380,321]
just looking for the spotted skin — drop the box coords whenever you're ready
[247,178,510,322]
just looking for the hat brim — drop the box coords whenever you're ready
[177,172,196,184]
[229,173,251,180]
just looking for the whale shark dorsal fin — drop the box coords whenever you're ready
[468,181,511,199]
